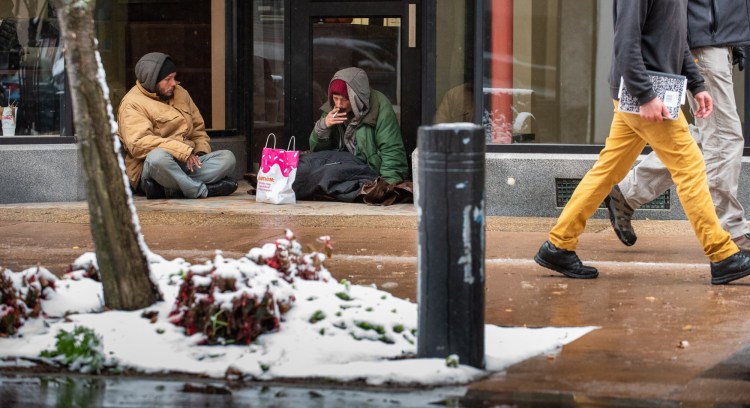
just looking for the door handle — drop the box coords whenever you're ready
[408,4,416,48]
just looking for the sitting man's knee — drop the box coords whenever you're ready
[215,150,237,173]
[145,148,174,167]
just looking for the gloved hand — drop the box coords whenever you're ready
[732,46,746,71]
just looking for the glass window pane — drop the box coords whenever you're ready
[95,0,223,129]
[478,0,611,145]
[434,1,475,126]
[252,0,284,168]
[252,2,284,126]
[1,2,63,136]
[311,17,401,126]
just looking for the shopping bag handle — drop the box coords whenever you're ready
[265,133,276,149]
[266,133,296,151]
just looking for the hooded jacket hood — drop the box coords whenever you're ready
[328,67,371,117]
[135,52,171,93]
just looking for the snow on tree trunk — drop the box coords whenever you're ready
[51,0,160,310]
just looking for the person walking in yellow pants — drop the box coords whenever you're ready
[605,0,750,251]
[534,0,750,285]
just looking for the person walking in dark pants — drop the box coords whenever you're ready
[534,0,750,285]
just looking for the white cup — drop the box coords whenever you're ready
[2,107,16,136]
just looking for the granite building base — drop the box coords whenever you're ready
[0,136,247,204]
[413,150,750,220]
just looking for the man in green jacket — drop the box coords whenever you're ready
[310,67,408,184]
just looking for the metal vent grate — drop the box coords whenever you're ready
[555,178,670,209]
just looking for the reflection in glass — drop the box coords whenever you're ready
[435,0,612,146]
[1,1,63,136]
[252,0,284,169]
[479,0,606,145]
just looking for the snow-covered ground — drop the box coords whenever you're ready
[0,245,595,386]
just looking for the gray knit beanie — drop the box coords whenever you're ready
[135,52,172,92]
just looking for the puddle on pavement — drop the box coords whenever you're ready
[459,389,683,407]
[0,374,467,407]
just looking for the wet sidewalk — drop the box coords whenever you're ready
[1,181,749,405]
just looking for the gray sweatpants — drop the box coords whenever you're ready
[141,148,236,198]
[618,46,748,238]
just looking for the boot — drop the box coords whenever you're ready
[140,178,166,200]
[206,177,238,197]
[731,234,750,252]
[604,185,637,246]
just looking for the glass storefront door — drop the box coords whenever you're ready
[286,1,422,159]
[311,18,402,127]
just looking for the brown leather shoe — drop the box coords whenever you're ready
[732,234,750,252]
[604,185,637,246]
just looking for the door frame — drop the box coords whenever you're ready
[284,0,430,159]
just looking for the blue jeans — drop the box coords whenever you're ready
[140,148,236,198]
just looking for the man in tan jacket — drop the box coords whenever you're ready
[118,52,237,199]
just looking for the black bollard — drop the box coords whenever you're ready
[416,123,485,369]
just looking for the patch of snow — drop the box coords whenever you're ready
[0,251,596,386]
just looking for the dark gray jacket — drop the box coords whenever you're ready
[688,0,750,49]
[609,0,704,105]
[0,18,20,71]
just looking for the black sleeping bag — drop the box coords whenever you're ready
[292,150,378,203]
[292,150,378,202]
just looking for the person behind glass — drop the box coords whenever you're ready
[310,67,409,185]
[534,0,750,285]
[606,0,750,250]
[117,52,238,199]
[434,83,474,124]
[0,0,21,107]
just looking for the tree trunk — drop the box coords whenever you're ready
[52,0,160,309]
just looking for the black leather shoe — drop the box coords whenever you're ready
[206,177,238,197]
[140,179,184,199]
[140,178,166,200]
[604,185,637,246]
[534,241,599,279]
[711,251,750,285]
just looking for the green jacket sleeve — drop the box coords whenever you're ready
[373,94,409,184]
[309,112,335,151]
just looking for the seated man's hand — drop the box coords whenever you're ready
[186,154,202,172]
[324,108,347,128]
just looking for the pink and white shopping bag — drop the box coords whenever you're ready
[256,133,299,204]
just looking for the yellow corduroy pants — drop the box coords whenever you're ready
[549,101,738,263]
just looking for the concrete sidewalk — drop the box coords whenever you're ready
[1,181,748,405]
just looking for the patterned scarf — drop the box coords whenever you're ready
[341,86,369,154]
